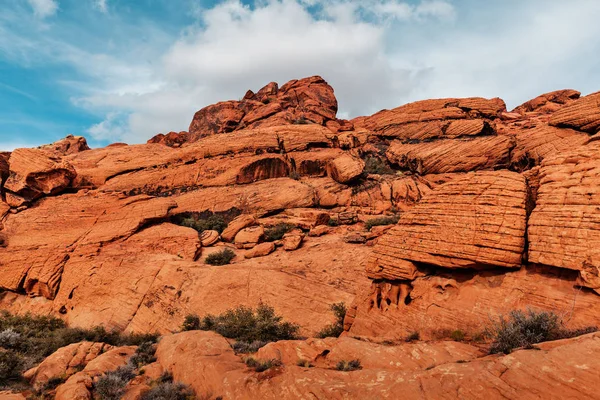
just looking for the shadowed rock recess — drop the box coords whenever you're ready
[2,77,600,399]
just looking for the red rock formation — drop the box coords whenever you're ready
[549,91,600,133]
[513,89,581,114]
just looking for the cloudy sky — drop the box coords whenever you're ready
[1,0,599,150]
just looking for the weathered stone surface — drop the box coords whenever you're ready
[371,171,526,271]
[39,135,90,155]
[25,342,113,390]
[4,148,77,207]
[149,329,600,400]
[386,135,514,174]
[327,153,365,183]
[200,230,219,247]
[234,225,264,249]
[146,130,189,147]
[350,265,600,340]
[528,142,600,292]
[308,225,330,237]
[243,242,275,258]
[221,214,256,242]
[182,76,340,143]
[510,124,589,170]
[514,89,580,114]
[282,229,304,251]
[549,91,600,133]
[343,232,366,244]
[0,193,177,299]
[55,346,135,400]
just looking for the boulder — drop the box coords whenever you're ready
[327,153,365,183]
[221,214,257,242]
[549,91,600,133]
[282,229,304,251]
[200,230,220,247]
[337,211,358,225]
[343,232,367,244]
[308,225,330,237]
[4,148,77,207]
[514,89,580,114]
[39,135,90,155]
[244,242,276,258]
[234,225,264,249]
[386,135,514,174]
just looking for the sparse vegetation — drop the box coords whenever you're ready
[364,215,399,231]
[327,219,339,227]
[488,309,598,354]
[406,331,420,342]
[177,214,227,234]
[231,340,268,354]
[335,359,362,371]
[205,248,236,265]
[289,171,300,180]
[296,359,313,368]
[94,365,136,400]
[364,156,395,175]
[0,312,158,389]
[140,381,196,400]
[316,302,346,338]
[244,357,282,372]
[451,330,465,342]
[182,303,299,352]
[129,341,156,368]
[264,223,295,242]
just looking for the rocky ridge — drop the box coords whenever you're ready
[1,77,600,398]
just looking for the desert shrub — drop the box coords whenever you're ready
[129,341,156,368]
[364,215,399,231]
[451,330,465,342]
[406,331,420,341]
[94,365,136,400]
[335,359,362,371]
[244,357,282,372]
[327,219,339,227]
[488,309,597,354]
[364,156,395,175]
[292,117,309,125]
[264,223,295,242]
[289,171,300,180]
[205,248,235,266]
[181,315,200,331]
[0,350,23,384]
[316,302,346,338]
[141,381,195,400]
[177,214,227,234]
[184,303,299,344]
[231,340,268,354]
[0,329,21,349]
[42,376,66,391]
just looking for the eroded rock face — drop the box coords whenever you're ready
[514,89,581,114]
[549,91,600,133]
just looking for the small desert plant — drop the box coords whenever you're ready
[129,341,156,368]
[364,215,399,230]
[177,214,227,234]
[451,330,465,342]
[316,303,346,338]
[140,381,195,400]
[0,350,23,384]
[289,171,300,180]
[244,357,282,372]
[205,248,236,265]
[335,359,361,371]
[488,309,597,354]
[183,303,299,344]
[296,359,313,368]
[264,223,295,242]
[0,329,21,349]
[231,340,268,354]
[406,331,420,342]
[94,365,136,400]
[181,314,201,331]
[327,219,339,227]
[42,376,67,391]
[364,156,395,175]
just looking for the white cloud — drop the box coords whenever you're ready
[27,0,58,18]
[5,0,600,147]
[93,0,108,13]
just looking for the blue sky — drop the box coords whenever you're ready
[1,0,600,150]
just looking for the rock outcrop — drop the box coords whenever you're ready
[3,76,600,399]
